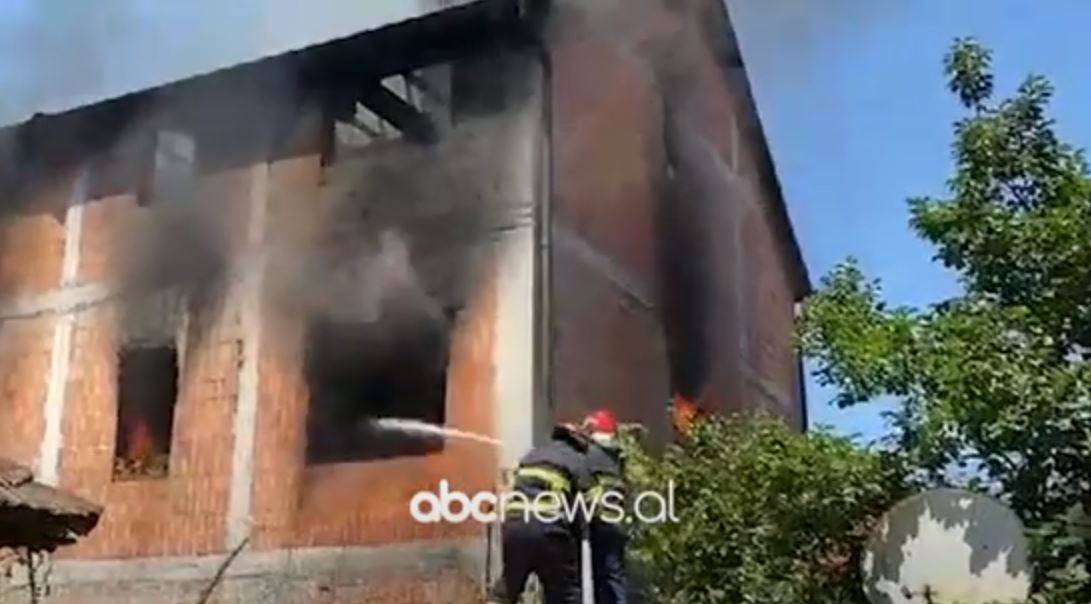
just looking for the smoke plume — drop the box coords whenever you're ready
[265,98,517,336]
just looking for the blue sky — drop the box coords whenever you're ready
[727,0,1091,442]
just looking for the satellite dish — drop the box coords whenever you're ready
[862,488,1031,604]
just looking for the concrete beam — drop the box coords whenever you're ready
[493,58,545,471]
[0,283,116,322]
[5,539,485,587]
[358,83,439,145]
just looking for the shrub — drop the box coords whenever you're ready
[619,413,907,604]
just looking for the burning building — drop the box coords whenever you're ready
[0,0,808,601]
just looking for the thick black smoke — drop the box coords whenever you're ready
[110,70,302,352]
[113,176,231,350]
[265,115,515,343]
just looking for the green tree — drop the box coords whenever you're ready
[620,415,905,604]
[798,38,1091,601]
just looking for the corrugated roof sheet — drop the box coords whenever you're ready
[0,458,102,551]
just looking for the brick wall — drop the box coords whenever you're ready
[0,173,70,298]
[248,99,506,550]
[0,130,501,597]
[1,46,533,580]
[0,3,806,601]
[740,196,803,424]
[550,234,670,441]
[0,171,71,468]
[547,0,673,437]
[547,0,806,429]
[0,317,53,465]
[55,162,252,559]
[56,301,239,559]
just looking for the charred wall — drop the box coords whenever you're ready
[248,49,544,553]
[0,0,807,598]
[0,8,546,584]
[546,0,807,431]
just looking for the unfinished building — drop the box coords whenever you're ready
[0,0,808,601]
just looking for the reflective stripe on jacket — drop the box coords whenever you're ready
[503,424,593,526]
[585,442,627,523]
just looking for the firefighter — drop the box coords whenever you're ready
[583,410,630,604]
[487,421,595,604]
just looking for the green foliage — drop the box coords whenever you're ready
[798,38,1091,601]
[619,415,906,604]
[945,37,994,109]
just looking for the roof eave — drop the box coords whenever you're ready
[721,4,812,298]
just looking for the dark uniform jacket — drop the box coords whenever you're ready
[586,443,628,532]
[507,424,594,530]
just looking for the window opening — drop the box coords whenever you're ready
[87,128,197,206]
[137,130,197,207]
[304,315,449,464]
[113,291,185,480]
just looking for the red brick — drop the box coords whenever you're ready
[551,12,661,282]
[77,193,131,285]
[0,5,807,598]
[550,244,671,442]
[57,299,239,559]
[741,199,802,421]
[0,317,53,465]
[548,0,804,430]
[0,173,71,296]
[251,148,499,548]
[57,160,254,560]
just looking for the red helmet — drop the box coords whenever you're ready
[582,409,618,439]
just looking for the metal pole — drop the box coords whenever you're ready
[581,534,594,604]
[24,549,38,604]
[485,518,494,594]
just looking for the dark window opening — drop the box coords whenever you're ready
[660,244,709,401]
[87,128,196,206]
[304,315,450,464]
[113,345,179,481]
[87,130,153,201]
[138,130,197,207]
[657,120,713,402]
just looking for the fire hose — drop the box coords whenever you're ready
[580,530,594,604]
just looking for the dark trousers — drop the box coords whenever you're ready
[488,517,583,604]
[591,522,628,604]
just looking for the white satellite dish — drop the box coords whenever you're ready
[862,488,1032,604]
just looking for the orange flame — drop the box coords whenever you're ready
[126,417,155,463]
[671,394,700,436]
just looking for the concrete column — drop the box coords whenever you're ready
[38,168,88,486]
[494,225,536,470]
[226,162,269,550]
[493,59,546,471]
